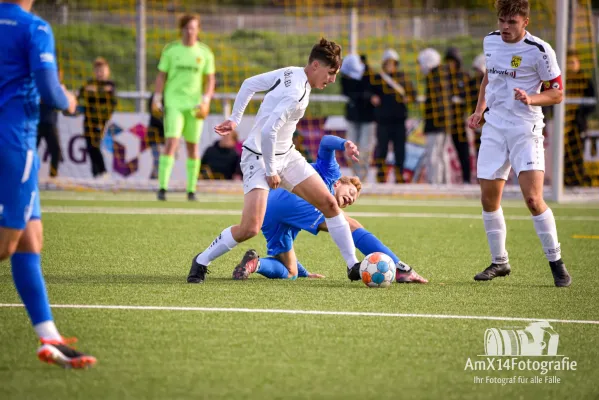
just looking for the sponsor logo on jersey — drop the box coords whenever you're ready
[40,52,55,63]
[487,67,517,78]
[196,57,202,64]
[511,55,522,68]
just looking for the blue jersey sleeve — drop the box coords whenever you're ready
[28,20,57,72]
[34,69,69,111]
[312,135,345,186]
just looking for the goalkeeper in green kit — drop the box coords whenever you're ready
[152,14,215,201]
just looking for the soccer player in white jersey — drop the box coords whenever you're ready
[188,38,363,283]
[467,0,571,287]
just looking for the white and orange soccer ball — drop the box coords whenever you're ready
[359,252,395,288]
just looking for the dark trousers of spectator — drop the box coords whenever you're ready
[374,121,406,183]
[85,135,107,177]
[37,122,62,177]
[451,132,471,183]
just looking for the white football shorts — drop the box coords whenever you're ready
[477,112,545,180]
[240,146,316,194]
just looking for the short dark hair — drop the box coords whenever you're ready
[179,14,200,30]
[495,0,530,19]
[309,38,342,70]
[566,48,579,58]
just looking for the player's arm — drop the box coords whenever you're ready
[516,46,564,107]
[317,135,359,165]
[467,71,488,129]
[196,49,216,119]
[29,21,74,113]
[228,69,285,126]
[152,47,170,114]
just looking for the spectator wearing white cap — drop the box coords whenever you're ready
[340,53,375,181]
[370,49,416,183]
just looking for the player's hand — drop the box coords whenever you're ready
[467,112,483,129]
[307,272,325,279]
[151,94,163,118]
[195,102,209,119]
[514,88,532,105]
[214,120,237,136]
[344,140,360,162]
[266,174,281,190]
[64,88,77,115]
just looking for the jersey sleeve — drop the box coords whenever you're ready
[204,49,215,75]
[537,44,561,82]
[157,46,170,73]
[28,20,57,72]
[228,68,284,125]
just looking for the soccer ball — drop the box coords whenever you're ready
[359,252,395,288]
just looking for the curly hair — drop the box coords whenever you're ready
[338,176,362,194]
[495,0,529,18]
[309,38,342,70]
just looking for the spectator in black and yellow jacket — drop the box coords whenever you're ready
[77,57,117,178]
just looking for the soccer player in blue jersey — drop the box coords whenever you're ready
[0,0,96,368]
[231,135,428,283]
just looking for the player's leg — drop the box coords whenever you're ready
[183,112,203,199]
[158,108,184,199]
[282,153,360,278]
[517,171,570,287]
[474,122,512,281]
[189,188,269,283]
[0,151,95,368]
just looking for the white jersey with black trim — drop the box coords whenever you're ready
[227,66,311,176]
[483,30,561,124]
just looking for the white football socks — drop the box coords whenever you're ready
[196,226,239,266]
[34,321,62,341]
[532,208,561,262]
[482,207,509,264]
[325,214,359,268]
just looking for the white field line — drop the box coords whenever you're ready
[39,194,599,209]
[41,206,599,221]
[0,303,597,325]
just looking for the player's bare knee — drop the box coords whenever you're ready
[317,195,339,217]
[0,241,18,261]
[524,195,544,214]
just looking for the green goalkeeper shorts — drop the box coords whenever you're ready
[164,108,204,144]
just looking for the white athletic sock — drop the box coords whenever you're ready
[34,320,62,341]
[532,208,561,262]
[325,214,359,268]
[196,226,238,266]
[482,207,509,264]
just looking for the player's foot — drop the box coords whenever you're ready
[157,188,166,201]
[549,259,571,287]
[474,263,511,281]
[37,338,96,369]
[395,262,429,283]
[232,249,260,280]
[347,262,361,281]
[187,253,210,283]
[187,192,197,201]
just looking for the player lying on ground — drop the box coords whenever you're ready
[467,0,570,287]
[188,39,365,284]
[231,135,428,283]
[0,0,96,368]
